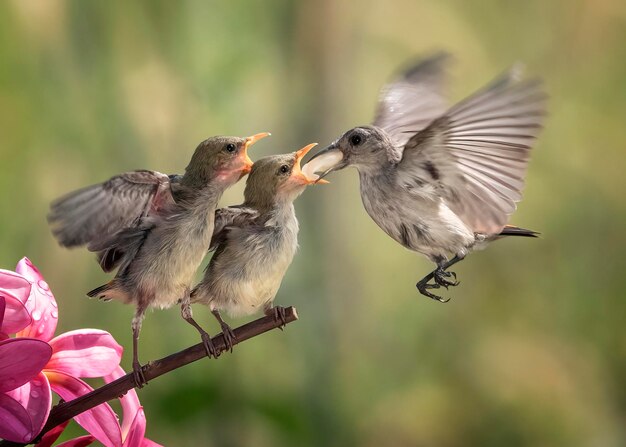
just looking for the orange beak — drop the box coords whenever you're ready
[240,132,271,174]
[291,143,330,185]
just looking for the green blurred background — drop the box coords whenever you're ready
[1,1,625,445]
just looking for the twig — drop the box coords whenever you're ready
[0,307,298,447]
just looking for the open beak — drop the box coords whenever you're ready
[302,143,346,183]
[291,143,329,185]
[241,132,271,174]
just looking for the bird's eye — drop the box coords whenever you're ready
[350,134,362,146]
[225,143,236,153]
[279,165,290,174]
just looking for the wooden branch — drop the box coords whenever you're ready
[0,307,298,447]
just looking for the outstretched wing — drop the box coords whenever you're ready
[48,170,176,248]
[373,52,450,147]
[209,205,259,251]
[397,66,546,235]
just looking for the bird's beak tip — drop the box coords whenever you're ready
[244,132,271,149]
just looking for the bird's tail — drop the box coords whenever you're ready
[498,225,539,238]
[87,282,114,300]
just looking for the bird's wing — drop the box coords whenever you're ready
[48,169,177,248]
[90,224,152,273]
[372,52,451,147]
[397,66,546,234]
[209,205,260,251]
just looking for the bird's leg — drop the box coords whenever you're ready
[180,292,217,359]
[211,309,236,353]
[131,306,147,388]
[264,305,287,329]
[416,256,464,303]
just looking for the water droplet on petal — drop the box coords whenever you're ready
[32,310,42,321]
[51,310,58,319]
[31,379,41,386]
[50,299,58,308]
[37,324,45,335]
[30,390,39,398]
[23,433,32,442]
[37,280,50,293]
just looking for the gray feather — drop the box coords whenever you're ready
[398,67,546,234]
[48,170,175,248]
[373,52,450,147]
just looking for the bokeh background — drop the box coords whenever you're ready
[1,1,626,446]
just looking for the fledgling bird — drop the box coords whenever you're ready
[305,53,546,302]
[190,143,325,352]
[48,133,270,384]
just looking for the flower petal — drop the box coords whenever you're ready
[6,372,52,438]
[55,435,97,447]
[0,338,52,392]
[0,268,32,304]
[15,258,58,342]
[122,407,146,447]
[48,330,123,378]
[34,419,69,447]
[0,392,33,443]
[104,366,139,437]
[1,293,32,335]
[47,371,122,447]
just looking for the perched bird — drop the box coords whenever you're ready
[190,143,325,352]
[305,53,546,302]
[48,133,270,384]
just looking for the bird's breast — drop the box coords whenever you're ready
[359,174,474,258]
[205,223,298,317]
[130,206,216,307]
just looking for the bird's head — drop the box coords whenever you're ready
[244,143,327,208]
[304,126,396,180]
[184,132,271,187]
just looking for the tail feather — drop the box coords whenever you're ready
[499,225,539,238]
[87,283,111,299]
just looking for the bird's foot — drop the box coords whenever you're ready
[434,269,459,289]
[219,321,236,353]
[268,306,288,330]
[132,360,147,388]
[199,330,218,359]
[416,268,459,303]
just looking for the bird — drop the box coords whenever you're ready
[190,143,325,352]
[304,53,546,302]
[47,133,270,384]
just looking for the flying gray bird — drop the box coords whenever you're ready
[304,54,545,302]
[48,133,270,384]
[190,143,325,352]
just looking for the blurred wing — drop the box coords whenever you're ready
[48,170,176,248]
[397,66,546,234]
[372,52,451,147]
[209,205,259,251]
[90,224,152,273]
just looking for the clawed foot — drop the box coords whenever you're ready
[132,360,147,388]
[219,321,236,353]
[269,306,287,329]
[416,268,460,303]
[199,330,218,359]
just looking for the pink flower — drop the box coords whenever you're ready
[0,292,53,443]
[0,258,124,446]
[35,420,96,447]
[103,366,163,447]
